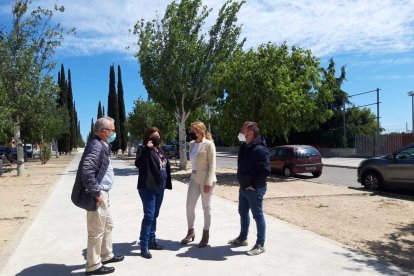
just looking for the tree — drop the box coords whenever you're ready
[57,64,70,154]
[287,59,379,148]
[0,0,73,175]
[87,118,94,142]
[214,43,334,145]
[127,98,177,142]
[97,101,103,119]
[117,65,127,153]
[133,0,245,169]
[107,64,121,153]
[67,69,76,152]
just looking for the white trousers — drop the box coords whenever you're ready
[186,172,214,230]
[86,191,114,272]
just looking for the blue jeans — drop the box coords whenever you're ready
[138,187,165,249]
[238,186,267,246]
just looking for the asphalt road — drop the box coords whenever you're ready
[216,156,360,188]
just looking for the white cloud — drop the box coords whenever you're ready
[1,0,414,57]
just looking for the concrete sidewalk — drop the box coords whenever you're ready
[0,153,405,275]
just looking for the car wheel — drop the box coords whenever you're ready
[362,171,383,191]
[312,171,322,178]
[283,167,291,177]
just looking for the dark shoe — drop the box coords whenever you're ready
[141,248,152,259]
[85,265,115,275]
[180,228,195,245]
[198,229,209,248]
[228,237,248,246]
[101,255,124,265]
[149,242,164,250]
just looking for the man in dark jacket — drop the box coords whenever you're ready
[72,117,124,275]
[228,121,270,256]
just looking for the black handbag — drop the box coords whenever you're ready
[71,179,97,211]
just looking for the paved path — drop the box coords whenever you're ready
[0,154,406,275]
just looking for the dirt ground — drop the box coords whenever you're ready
[0,154,75,256]
[1,154,414,272]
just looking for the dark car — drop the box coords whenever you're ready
[357,143,414,191]
[269,145,323,177]
[161,142,179,159]
[0,146,10,159]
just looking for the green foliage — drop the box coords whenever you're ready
[214,43,334,145]
[127,98,177,142]
[97,101,103,119]
[20,76,69,144]
[133,0,245,168]
[117,65,128,153]
[87,118,94,142]
[40,142,51,164]
[107,64,121,152]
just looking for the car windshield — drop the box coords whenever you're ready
[395,146,414,160]
[295,147,319,158]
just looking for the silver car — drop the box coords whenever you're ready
[357,143,414,190]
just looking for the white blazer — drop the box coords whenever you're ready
[189,138,217,186]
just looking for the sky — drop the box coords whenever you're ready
[1,0,414,141]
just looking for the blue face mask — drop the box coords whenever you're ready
[108,132,116,143]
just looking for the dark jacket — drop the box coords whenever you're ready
[71,136,110,211]
[237,135,271,189]
[135,145,172,191]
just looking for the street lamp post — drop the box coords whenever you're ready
[408,91,414,132]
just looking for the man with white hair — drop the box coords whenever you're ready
[71,116,124,275]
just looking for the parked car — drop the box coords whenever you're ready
[24,144,33,158]
[0,146,11,159]
[269,145,323,177]
[357,143,414,191]
[162,142,179,159]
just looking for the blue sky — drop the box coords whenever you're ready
[1,0,414,141]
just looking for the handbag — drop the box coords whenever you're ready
[71,178,97,211]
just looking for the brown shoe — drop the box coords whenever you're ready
[198,229,209,248]
[180,228,195,245]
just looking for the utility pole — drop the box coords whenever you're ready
[407,91,414,133]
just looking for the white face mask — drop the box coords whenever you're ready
[238,132,246,142]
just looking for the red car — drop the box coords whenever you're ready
[269,145,323,177]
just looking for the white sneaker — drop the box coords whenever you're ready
[246,244,265,256]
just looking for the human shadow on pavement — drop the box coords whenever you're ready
[176,244,246,261]
[81,242,141,259]
[16,263,85,275]
[113,167,138,177]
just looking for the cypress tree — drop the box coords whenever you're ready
[67,69,76,153]
[88,118,94,142]
[117,65,127,153]
[57,64,70,154]
[97,101,103,119]
[74,101,78,149]
[107,64,121,153]
[103,106,105,117]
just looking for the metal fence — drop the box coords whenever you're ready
[355,133,414,156]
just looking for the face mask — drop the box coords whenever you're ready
[238,132,246,142]
[108,132,116,143]
[151,137,160,147]
[189,132,197,141]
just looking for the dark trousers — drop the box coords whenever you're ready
[138,187,165,249]
[238,186,267,246]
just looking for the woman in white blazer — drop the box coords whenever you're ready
[180,121,217,247]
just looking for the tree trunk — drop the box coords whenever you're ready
[13,119,25,176]
[177,112,189,170]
